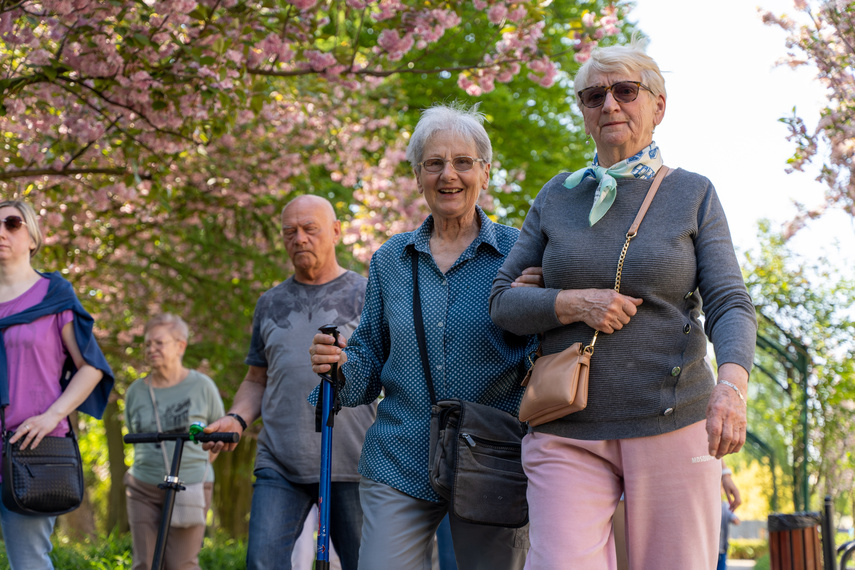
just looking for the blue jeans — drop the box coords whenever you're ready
[716,552,728,570]
[246,468,362,570]
[0,500,56,569]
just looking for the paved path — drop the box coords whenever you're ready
[728,560,757,569]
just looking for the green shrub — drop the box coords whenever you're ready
[1,530,246,569]
[729,538,769,560]
[198,532,247,569]
[754,552,771,570]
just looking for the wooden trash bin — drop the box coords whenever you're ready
[768,512,823,570]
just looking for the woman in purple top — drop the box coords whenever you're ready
[0,199,112,569]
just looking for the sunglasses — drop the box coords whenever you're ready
[0,216,26,232]
[418,156,487,173]
[577,81,655,108]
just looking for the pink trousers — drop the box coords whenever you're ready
[522,420,721,570]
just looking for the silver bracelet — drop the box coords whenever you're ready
[718,380,746,404]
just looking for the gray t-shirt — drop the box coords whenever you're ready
[126,369,225,485]
[246,270,375,483]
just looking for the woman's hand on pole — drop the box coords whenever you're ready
[554,288,643,333]
[310,333,348,375]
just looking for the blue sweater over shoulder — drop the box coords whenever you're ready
[0,272,115,418]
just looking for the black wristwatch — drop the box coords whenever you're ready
[226,412,248,431]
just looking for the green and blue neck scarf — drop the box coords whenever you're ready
[563,142,664,226]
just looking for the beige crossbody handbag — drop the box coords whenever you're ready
[518,166,670,426]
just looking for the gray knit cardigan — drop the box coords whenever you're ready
[489,168,757,441]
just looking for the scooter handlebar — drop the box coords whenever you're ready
[124,432,240,444]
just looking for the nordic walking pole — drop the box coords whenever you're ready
[316,324,341,570]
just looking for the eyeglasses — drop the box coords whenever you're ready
[418,156,486,173]
[0,216,26,233]
[144,339,177,350]
[577,81,655,108]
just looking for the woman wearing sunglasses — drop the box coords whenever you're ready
[310,103,537,569]
[0,199,114,568]
[490,39,756,569]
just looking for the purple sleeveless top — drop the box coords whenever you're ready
[0,277,73,436]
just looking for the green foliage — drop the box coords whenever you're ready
[0,531,246,569]
[198,533,248,569]
[743,220,855,515]
[77,415,116,532]
[754,553,771,570]
[729,538,769,560]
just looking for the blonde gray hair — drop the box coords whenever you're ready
[0,200,43,258]
[574,37,666,102]
[144,313,190,342]
[406,102,493,171]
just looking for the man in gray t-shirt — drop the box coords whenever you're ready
[205,195,375,570]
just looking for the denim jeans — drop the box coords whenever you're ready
[246,468,362,570]
[0,500,56,570]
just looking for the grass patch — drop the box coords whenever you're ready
[0,530,246,569]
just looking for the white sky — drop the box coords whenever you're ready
[630,0,855,264]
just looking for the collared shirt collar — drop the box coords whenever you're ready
[402,206,501,261]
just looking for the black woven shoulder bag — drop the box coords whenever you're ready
[1,406,85,517]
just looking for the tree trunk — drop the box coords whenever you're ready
[57,490,97,540]
[212,434,256,539]
[104,396,130,534]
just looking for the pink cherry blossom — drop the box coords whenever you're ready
[488,4,508,24]
[377,29,415,61]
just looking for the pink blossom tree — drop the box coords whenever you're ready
[762,1,855,236]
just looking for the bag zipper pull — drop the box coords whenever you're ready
[462,433,476,447]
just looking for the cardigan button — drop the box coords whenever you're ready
[684,291,694,299]
[670,366,681,377]
[683,324,691,334]
[663,408,674,416]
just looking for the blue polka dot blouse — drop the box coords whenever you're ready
[338,206,537,502]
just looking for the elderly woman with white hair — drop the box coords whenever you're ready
[490,40,757,569]
[124,313,224,570]
[310,103,537,569]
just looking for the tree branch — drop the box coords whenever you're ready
[0,167,137,181]
[247,56,527,78]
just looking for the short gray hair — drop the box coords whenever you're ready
[574,36,666,103]
[144,313,190,342]
[406,102,493,171]
[0,200,42,258]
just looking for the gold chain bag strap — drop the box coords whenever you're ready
[518,166,670,427]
